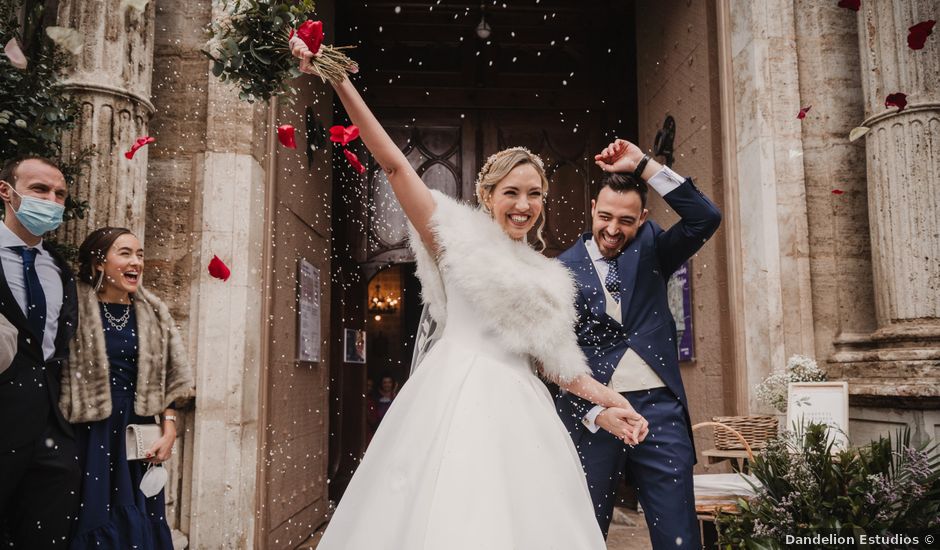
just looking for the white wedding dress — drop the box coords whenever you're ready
[317,191,606,550]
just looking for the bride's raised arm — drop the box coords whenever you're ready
[291,37,437,249]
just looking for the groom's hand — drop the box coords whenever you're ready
[595,139,643,173]
[597,407,649,445]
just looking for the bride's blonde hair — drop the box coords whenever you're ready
[475,147,550,251]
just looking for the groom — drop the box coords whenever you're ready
[556,139,721,548]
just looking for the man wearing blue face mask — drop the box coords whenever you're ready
[0,156,80,548]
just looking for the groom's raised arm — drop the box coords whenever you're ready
[594,140,722,279]
[647,167,722,278]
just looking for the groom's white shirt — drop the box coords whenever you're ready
[582,166,683,433]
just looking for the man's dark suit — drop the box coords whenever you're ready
[0,244,80,548]
[556,178,721,548]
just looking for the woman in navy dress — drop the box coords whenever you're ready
[59,227,194,550]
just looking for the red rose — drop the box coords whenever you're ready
[124,136,155,160]
[277,124,297,149]
[885,92,908,112]
[344,149,366,174]
[797,106,812,119]
[329,124,360,146]
[837,0,860,11]
[907,20,936,50]
[296,20,324,55]
[208,255,231,282]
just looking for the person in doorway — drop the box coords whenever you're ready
[366,373,398,434]
[0,156,81,548]
[291,38,648,549]
[556,139,722,549]
[59,227,195,550]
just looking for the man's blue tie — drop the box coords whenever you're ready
[604,256,621,304]
[13,246,46,342]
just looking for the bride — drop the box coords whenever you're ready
[292,39,649,549]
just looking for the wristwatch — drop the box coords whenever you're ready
[632,154,651,181]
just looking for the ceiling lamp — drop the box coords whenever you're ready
[476,4,492,40]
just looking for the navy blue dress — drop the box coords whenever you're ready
[70,303,174,550]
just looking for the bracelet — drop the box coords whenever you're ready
[632,154,651,181]
[163,414,177,423]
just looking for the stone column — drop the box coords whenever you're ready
[728,0,818,412]
[830,0,940,406]
[181,2,269,547]
[793,0,875,363]
[55,0,156,242]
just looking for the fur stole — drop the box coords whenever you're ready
[59,282,195,423]
[408,190,589,383]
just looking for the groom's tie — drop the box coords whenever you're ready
[604,256,621,304]
[13,246,47,341]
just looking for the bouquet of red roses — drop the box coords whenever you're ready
[290,20,358,85]
[204,0,356,102]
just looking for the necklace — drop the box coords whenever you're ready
[101,302,131,331]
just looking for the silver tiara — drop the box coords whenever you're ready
[474,146,546,196]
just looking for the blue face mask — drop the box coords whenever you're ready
[5,182,66,236]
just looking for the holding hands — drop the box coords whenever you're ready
[598,403,649,446]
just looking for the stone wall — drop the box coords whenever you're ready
[635,0,737,457]
[146,0,213,543]
[254,0,337,545]
[724,0,938,445]
[727,0,818,412]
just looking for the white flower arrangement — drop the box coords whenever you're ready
[755,354,827,412]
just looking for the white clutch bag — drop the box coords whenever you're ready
[125,423,174,460]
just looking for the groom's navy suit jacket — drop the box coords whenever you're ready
[555,178,721,443]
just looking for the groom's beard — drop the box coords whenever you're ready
[595,232,626,258]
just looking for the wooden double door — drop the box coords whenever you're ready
[364,108,604,266]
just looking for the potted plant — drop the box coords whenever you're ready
[717,423,940,549]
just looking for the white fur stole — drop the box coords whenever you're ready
[408,190,589,383]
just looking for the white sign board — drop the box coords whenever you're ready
[786,381,849,449]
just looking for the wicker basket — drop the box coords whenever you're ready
[710,415,778,451]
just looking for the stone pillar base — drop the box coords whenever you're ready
[829,330,940,408]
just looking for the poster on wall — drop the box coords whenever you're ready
[297,259,321,363]
[344,329,367,364]
[667,261,694,361]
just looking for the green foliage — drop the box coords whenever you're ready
[203,0,316,103]
[0,0,91,221]
[718,424,940,549]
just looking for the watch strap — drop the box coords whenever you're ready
[632,154,651,180]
